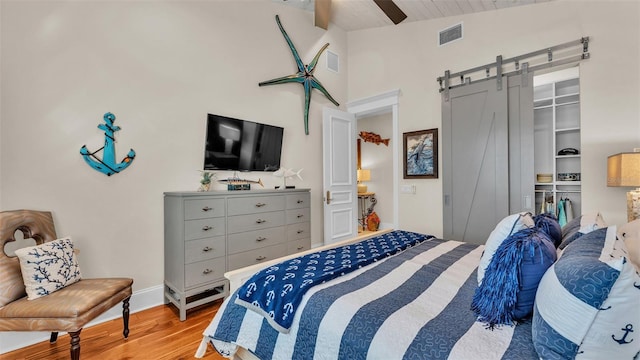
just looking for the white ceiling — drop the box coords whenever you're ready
[273,0,553,32]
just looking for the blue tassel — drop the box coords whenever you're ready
[471,228,539,328]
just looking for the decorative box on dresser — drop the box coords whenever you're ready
[164,188,311,320]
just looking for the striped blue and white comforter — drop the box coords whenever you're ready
[203,238,537,360]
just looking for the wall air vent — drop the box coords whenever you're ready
[326,50,339,73]
[439,22,463,46]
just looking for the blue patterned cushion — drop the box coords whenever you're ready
[558,212,606,250]
[533,226,640,359]
[14,237,82,300]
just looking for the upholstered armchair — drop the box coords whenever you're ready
[0,210,133,360]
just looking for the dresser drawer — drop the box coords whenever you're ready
[185,257,226,288]
[288,238,311,255]
[286,193,310,209]
[286,207,310,224]
[227,211,285,234]
[228,243,288,271]
[286,222,310,241]
[227,195,285,216]
[185,235,226,264]
[227,226,287,254]
[185,217,225,240]
[184,199,225,220]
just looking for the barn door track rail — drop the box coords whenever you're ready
[438,37,590,102]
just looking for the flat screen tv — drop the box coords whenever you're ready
[204,114,284,172]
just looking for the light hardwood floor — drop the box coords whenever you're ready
[1,301,227,360]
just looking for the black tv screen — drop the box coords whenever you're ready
[204,114,283,172]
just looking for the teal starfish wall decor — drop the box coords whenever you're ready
[259,15,339,135]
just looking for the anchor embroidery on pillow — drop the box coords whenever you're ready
[612,324,634,344]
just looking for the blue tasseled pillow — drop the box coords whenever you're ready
[471,228,557,328]
[534,213,562,248]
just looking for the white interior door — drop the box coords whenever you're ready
[322,107,357,245]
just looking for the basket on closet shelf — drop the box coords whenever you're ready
[537,173,553,183]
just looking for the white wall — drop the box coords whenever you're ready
[347,0,640,236]
[0,1,347,291]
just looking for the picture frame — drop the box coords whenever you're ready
[403,128,438,179]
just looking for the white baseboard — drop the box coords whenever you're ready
[0,284,165,354]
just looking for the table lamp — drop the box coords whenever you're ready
[607,151,640,221]
[357,169,371,193]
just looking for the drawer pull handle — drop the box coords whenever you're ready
[297,214,304,218]
[255,203,266,207]
[297,230,304,234]
[256,236,266,242]
[203,246,213,252]
[256,256,266,261]
[297,200,303,204]
[202,268,213,275]
[202,226,213,231]
[297,246,304,250]
[202,206,213,212]
[256,219,266,224]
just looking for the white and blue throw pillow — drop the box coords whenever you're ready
[532,226,640,359]
[14,237,82,300]
[618,219,640,271]
[478,212,535,284]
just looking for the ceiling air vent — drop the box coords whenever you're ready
[439,22,463,46]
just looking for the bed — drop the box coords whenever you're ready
[196,219,640,360]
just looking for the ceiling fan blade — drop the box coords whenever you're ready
[315,0,331,30]
[372,0,407,25]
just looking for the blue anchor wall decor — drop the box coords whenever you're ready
[612,324,634,345]
[80,112,136,176]
[259,15,339,135]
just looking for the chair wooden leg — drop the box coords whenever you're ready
[68,329,81,360]
[122,296,131,338]
[50,332,58,343]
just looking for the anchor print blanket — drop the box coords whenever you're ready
[234,230,433,333]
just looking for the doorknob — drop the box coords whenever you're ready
[325,191,333,205]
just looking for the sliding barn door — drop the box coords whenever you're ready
[442,74,533,244]
[506,73,535,216]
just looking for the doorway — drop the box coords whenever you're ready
[356,112,393,232]
[347,89,400,232]
[322,89,400,245]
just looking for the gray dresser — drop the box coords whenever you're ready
[164,188,311,320]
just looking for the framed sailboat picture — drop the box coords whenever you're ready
[403,129,438,179]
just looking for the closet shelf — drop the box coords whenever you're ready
[556,181,581,186]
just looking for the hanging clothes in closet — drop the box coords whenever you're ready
[557,198,567,227]
[564,197,574,223]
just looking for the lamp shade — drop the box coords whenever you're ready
[357,169,371,182]
[607,152,640,187]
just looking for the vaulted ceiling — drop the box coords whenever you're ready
[273,0,553,32]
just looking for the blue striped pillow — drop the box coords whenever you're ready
[532,226,640,359]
